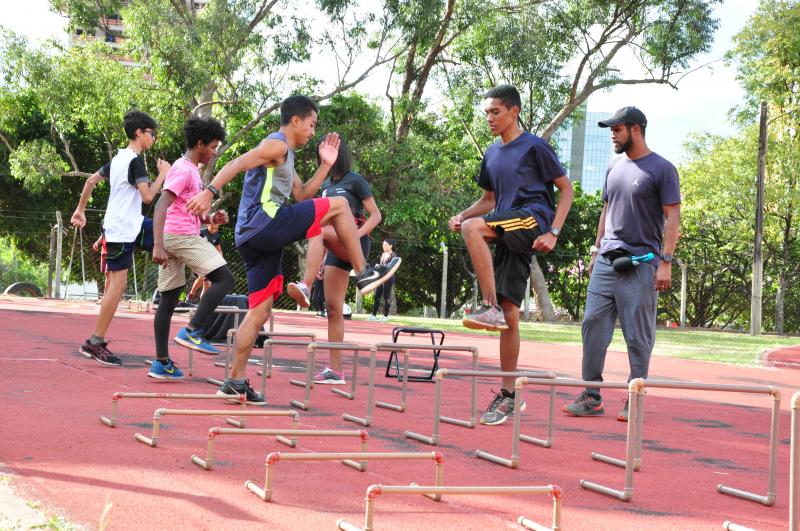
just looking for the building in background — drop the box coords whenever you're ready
[552,104,613,194]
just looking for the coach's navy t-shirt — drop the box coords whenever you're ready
[477,131,566,233]
[600,152,681,260]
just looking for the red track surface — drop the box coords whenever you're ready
[0,297,796,530]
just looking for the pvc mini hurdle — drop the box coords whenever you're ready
[342,343,478,427]
[207,327,316,390]
[246,451,444,502]
[134,408,300,447]
[336,484,563,531]
[793,391,800,531]
[191,427,369,470]
[475,378,639,469]
[405,368,557,446]
[99,392,246,427]
[287,341,378,410]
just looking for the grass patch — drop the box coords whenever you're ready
[350,314,799,366]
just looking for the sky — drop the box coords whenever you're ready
[0,0,759,164]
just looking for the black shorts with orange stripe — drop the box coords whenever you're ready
[482,209,544,307]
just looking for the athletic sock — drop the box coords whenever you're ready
[90,335,105,346]
[501,388,515,399]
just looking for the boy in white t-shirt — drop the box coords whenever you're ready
[71,110,170,366]
[149,117,233,381]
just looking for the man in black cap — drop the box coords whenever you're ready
[562,106,681,422]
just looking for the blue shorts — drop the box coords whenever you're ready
[237,198,329,308]
[105,218,154,272]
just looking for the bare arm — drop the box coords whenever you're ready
[71,171,105,228]
[533,175,574,253]
[291,133,340,201]
[448,190,496,231]
[187,138,289,215]
[357,196,382,238]
[137,159,171,204]
[655,203,681,291]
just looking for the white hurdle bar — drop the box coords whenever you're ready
[579,378,780,505]
[191,427,369,470]
[287,341,375,410]
[475,378,637,469]
[99,392,246,427]
[405,368,557,446]
[246,451,444,502]
[343,343,478,427]
[134,408,300,447]
[336,484,563,531]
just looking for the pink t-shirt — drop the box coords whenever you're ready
[163,157,202,235]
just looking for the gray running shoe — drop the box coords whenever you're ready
[617,398,629,422]
[479,390,526,426]
[463,304,508,331]
[562,391,605,417]
[314,367,345,385]
[287,282,311,308]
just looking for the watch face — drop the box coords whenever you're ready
[550,227,561,236]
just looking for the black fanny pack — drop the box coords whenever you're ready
[602,249,630,262]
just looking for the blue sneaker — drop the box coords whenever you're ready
[148,359,184,380]
[174,327,220,355]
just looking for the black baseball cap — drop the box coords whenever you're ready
[598,106,647,128]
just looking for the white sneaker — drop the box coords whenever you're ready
[287,282,311,308]
[379,316,389,322]
[367,315,377,321]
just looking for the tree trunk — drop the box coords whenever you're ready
[775,273,785,335]
[530,256,556,321]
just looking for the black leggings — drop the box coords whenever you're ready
[371,277,395,317]
[154,265,234,360]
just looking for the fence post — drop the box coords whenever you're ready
[676,258,687,329]
[355,289,363,315]
[439,242,448,318]
[47,224,56,298]
[524,276,531,322]
[54,211,63,299]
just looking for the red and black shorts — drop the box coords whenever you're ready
[236,198,330,309]
[482,209,544,308]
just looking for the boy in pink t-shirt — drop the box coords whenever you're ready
[149,117,234,381]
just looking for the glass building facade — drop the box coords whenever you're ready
[552,107,614,194]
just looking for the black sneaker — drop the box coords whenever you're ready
[479,390,526,426]
[355,266,385,295]
[79,339,123,366]
[216,379,267,405]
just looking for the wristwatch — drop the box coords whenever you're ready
[205,184,220,199]
[550,226,561,237]
[589,245,599,255]
[660,254,674,263]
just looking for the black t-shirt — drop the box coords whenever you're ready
[320,171,372,226]
[99,155,148,186]
[200,228,222,247]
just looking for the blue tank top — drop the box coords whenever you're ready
[235,132,295,245]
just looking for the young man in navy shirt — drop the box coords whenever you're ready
[449,85,574,425]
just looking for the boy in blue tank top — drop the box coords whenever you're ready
[449,85,574,426]
[187,95,389,404]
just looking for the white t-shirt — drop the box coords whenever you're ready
[99,148,150,242]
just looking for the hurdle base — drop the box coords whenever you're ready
[375,401,405,412]
[591,452,640,470]
[439,415,474,428]
[404,431,438,446]
[475,450,517,469]
[226,417,246,428]
[410,482,443,501]
[580,479,631,501]
[289,379,308,388]
[722,521,757,531]
[517,515,554,531]
[342,413,370,426]
[342,459,367,471]
[190,455,211,470]
[276,436,297,447]
[99,416,115,427]
[244,480,271,502]
[207,377,224,386]
[332,388,355,400]
[290,400,309,410]
[134,433,157,447]
[336,519,361,531]
[717,484,776,506]
[521,434,553,448]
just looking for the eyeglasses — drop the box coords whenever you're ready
[144,129,157,139]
